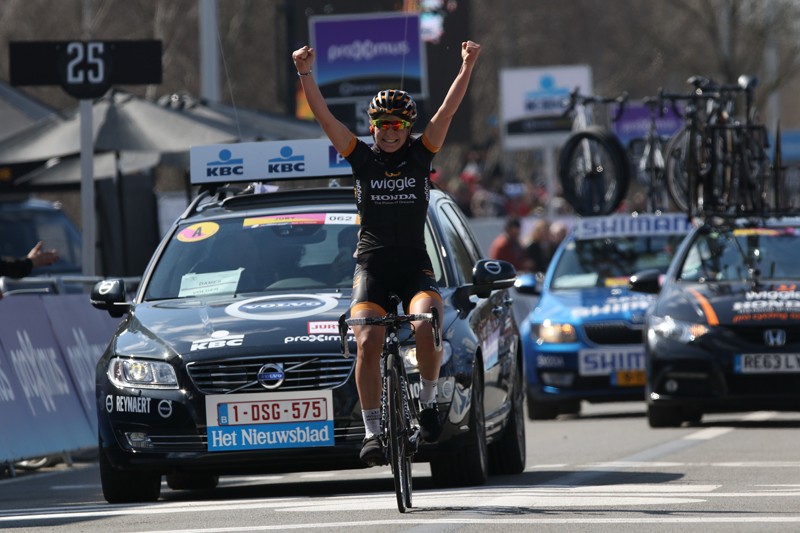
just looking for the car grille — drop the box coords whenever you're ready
[582,321,644,345]
[186,353,355,394]
[727,325,800,346]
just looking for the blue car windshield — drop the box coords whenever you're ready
[551,235,684,289]
[679,226,800,282]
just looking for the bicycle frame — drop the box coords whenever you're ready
[339,305,440,513]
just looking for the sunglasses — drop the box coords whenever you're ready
[372,119,412,131]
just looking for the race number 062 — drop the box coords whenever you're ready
[65,41,105,85]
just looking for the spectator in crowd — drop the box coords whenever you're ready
[524,219,554,273]
[0,241,58,279]
[488,216,526,271]
[550,220,569,250]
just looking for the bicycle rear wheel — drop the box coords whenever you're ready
[386,353,412,512]
[559,126,630,216]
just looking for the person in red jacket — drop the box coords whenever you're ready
[488,216,525,271]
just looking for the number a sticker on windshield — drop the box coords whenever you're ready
[178,222,220,242]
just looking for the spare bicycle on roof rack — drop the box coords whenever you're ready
[661,74,785,219]
[557,87,630,216]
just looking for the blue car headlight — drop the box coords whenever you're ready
[532,320,577,344]
[648,315,709,344]
[108,358,179,389]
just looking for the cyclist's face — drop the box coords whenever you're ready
[372,114,411,152]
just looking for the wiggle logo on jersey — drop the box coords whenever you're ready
[370,176,416,192]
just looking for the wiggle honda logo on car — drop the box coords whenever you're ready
[205,149,244,177]
[225,294,338,321]
[267,146,305,174]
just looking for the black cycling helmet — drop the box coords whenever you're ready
[368,89,417,123]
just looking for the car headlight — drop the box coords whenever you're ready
[108,358,178,389]
[649,315,709,344]
[533,320,577,344]
[401,340,452,372]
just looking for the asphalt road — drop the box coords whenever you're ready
[3,402,800,532]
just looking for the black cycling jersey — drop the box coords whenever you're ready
[342,134,442,314]
[344,135,437,255]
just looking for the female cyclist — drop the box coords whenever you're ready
[292,39,481,466]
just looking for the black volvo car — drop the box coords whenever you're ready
[91,138,526,503]
[630,216,800,427]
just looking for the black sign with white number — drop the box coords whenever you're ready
[9,40,162,99]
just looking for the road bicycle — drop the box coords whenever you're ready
[338,300,441,513]
[558,88,630,216]
[630,95,671,213]
[663,75,775,217]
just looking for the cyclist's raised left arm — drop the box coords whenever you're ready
[423,40,481,149]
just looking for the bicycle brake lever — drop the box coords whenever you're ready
[338,313,350,358]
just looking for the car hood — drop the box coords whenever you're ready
[113,291,354,362]
[533,286,655,325]
[664,282,800,327]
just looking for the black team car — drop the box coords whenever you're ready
[91,138,526,503]
[631,215,800,427]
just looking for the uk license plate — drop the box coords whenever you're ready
[735,354,800,374]
[205,390,334,451]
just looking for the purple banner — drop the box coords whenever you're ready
[310,12,426,101]
[0,295,119,462]
[612,102,683,147]
[43,294,121,433]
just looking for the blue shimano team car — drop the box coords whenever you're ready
[515,212,692,419]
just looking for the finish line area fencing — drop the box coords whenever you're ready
[0,293,119,472]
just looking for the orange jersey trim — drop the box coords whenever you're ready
[409,290,442,308]
[340,135,358,158]
[421,133,440,154]
[351,301,386,317]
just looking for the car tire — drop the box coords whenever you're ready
[489,360,526,475]
[99,444,161,503]
[166,471,220,491]
[647,404,684,428]
[527,397,559,420]
[430,361,488,487]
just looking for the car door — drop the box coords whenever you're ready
[437,201,515,425]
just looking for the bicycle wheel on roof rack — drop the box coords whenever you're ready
[559,126,630,216]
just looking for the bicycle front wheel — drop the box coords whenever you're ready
[558,126,630,216]
[387,353,412,512]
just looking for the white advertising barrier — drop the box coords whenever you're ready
[499,65,592,151]
[189,137,372,185]
[0,295,119,463]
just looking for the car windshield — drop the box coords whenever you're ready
[0,205,82,274]
[551,235,684,289]
[144,211,361,300]
[143,205,447,301]
[679,226,800,282]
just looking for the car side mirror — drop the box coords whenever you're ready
[90,279,131,318]
[628,269,662,294]
[471,259,517,298]
[514,272,542,296]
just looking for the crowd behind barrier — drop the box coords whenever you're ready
[0,293,120,465]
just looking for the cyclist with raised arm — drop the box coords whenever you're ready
[292,39,481,466]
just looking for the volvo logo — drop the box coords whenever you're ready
[257,363,285,389]
[764,329,787,347]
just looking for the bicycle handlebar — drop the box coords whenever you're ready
[338,307,442,358]
[564,87,629,121]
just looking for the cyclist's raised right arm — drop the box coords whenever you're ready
[292,46,354,154]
